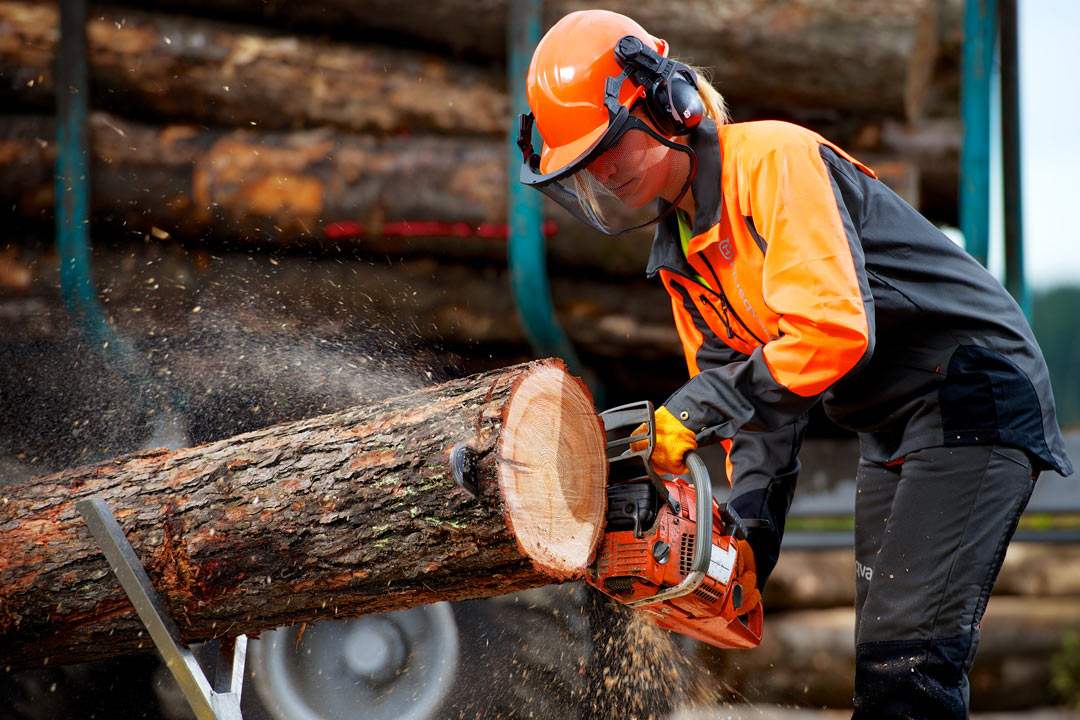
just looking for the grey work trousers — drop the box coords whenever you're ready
[852,444,1038,719]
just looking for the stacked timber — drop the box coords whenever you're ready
[702,544,1080,711]
[1,0,947,122]
[0,0,962,260]
[0,0,965,412]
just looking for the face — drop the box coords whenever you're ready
[584,115,688,210]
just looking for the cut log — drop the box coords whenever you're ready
[0,359,607,670]
[0,1,508,136]
[99,0,944,118]
[0,109,663,275]
[764,543,1080,613]
[763,548,857,612]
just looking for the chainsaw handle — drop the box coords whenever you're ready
[683,450,714,576]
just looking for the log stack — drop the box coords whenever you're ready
[0,0,962,259]
[702,544,1080,711]
[0,0,966,430]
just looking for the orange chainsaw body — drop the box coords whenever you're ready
[587,402,763,650]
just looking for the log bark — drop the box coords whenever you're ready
[764,543,1080,613]
[1,109,665,277]
[9,240,681,357]
[0,111,943,258]
[0,112,507,240]
[0,1,508,136]
[0,359,607,670]
[98,0,943,118]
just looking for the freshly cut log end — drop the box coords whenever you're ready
[497,363,606,579]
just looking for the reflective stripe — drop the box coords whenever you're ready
[677,210,712,291]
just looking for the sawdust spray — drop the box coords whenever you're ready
[0,246,440,481]
[584,588,721,720]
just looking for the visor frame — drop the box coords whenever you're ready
[518,115,697,236]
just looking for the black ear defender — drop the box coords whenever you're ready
[613,35,704,136]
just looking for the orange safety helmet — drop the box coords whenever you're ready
[517,10,701,235]
[527,10,668,176]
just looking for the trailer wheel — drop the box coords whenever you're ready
[245,602,459,720]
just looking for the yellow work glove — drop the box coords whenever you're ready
[630,405,698,476]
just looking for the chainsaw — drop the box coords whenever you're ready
[585,401,763,649]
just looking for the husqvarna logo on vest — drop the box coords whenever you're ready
[718,237,735,260]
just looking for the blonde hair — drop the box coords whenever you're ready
[573,63,729,225]
[689,64,731,125]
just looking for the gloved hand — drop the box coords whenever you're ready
[631,405,698,475]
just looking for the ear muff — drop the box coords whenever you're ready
[613,35,704,136]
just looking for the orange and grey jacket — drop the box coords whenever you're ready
[653,119,1072,476]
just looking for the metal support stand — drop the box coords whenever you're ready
[76,497,246,720]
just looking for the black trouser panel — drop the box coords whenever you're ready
[852,444,1036,719]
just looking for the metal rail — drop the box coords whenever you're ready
[77,498,246,720]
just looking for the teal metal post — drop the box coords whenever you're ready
[55,0,138,371]
[55,0,102,336]
[507,0,587,381]
[960,0,997,267]
[56,0,186,446]
[999,0,1029,317]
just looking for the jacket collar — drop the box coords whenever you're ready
[646,118,724,277]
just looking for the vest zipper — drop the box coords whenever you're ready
[696,253,768,346]
[658,263,761,347]
[699,292,753,345]
[704,293,734,339]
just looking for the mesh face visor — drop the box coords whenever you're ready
[518,74,697,236]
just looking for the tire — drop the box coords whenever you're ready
[242,584,597,720]
[244,602,460,720]
[168,584,703,720]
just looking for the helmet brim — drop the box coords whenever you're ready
[539,122,610,176]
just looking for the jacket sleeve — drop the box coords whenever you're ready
[664,138,875,438]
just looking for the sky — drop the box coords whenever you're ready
[989,0,1080,290]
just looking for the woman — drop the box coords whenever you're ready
[516,9,1073,718]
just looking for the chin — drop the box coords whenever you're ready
[621,189,651,210]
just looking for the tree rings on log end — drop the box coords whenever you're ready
[497,362,606,579]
